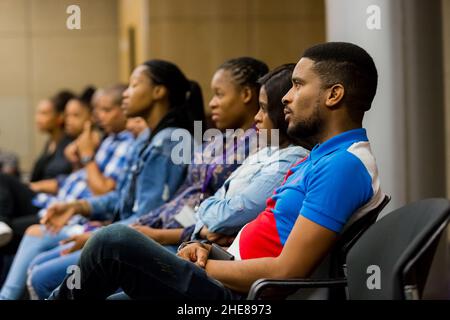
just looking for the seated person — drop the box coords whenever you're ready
[30,87,103,196]
[30,90,77,184]
[0,90,75,247]
[0,85,133,299]
[0,86,133,249]
[129,63,309,248]
[51,42,385,300]
[0,59,204,300]
[0,149,21,246]
[190,64,311,245]
[0,148,20,178]
[1,89,75,182]
[25,57,274,299]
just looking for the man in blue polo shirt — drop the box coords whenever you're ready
[51,42,383,300]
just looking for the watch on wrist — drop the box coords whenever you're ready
[80,154,94,166]
[177,239,212,253]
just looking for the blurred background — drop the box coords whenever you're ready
[0,0,448,213]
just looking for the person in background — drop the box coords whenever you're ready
[25,58,290,300]
[0,85,134,299]
[29,87,99,195]
[0,89,77,249]
[29,90,77,184]
[0,148,20,178]
[50,42,384,301]
[0,59,204,300]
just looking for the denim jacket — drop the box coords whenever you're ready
[87,127,188,222]
[137,127,259,229]
[192,145,309,239]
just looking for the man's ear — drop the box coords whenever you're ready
[153,85,167,100]
[240,86,253,104]
[325,84,345,109]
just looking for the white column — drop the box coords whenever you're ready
[325,0,446,211]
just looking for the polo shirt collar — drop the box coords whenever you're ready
[309,128,368,164]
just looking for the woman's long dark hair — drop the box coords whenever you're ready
[142,60,206,140]
[50,90,75,114]
[257,63,296,145]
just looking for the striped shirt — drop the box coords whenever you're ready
[33,130,133,214]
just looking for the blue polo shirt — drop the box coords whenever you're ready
[227,128,384,260]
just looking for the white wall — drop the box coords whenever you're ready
[326,0,446,212]
[0,0,119,173]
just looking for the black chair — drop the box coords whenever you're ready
[248,194,391,300]
[248,198,450,300]
[346,198,450,299]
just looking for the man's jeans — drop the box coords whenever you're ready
[52,224,242,300]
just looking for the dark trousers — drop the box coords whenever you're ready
[0,173,39,254]
[52,224,242,300]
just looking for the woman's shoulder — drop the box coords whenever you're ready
[252,145,308,160]
[152,127,190,141]
[278,145,310,159]
[148,127,192,156]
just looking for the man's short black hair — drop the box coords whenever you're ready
[302,42,378,112]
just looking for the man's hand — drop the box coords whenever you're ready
[59,232,92,255]
[40,202,78,234]
[200,226,235,247]
[177,242,211,268]
[76,122,99,159]
[206,233,235,247]
[64,142,80,167]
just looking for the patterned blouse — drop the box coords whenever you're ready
[137,127,258,229]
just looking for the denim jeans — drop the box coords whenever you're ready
[28,244,78,300]
[30,236,177,299]
[0,225,70,300]
[52,224,242,300]
[24,218,139,299]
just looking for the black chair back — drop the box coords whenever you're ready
[248,194,391,300]
[346,198,450,299]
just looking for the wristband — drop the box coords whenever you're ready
[80,154,94,166]
[177,239,211,253]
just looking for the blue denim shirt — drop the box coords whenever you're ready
[87,127,188,222]
[192,145,309,239]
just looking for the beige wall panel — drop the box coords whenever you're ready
[0,0,28,34]
[249,0,324,17]
[0,97,32,169]
[31,35,119,95]
[148,0,248,18]
[126,0,326,115]
[0,37,28,96]
[0,0,119,173]
[148,19,250,105]
[30,0,117,34]
[249,19,325,68]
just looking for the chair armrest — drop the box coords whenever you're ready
[247,278,348,300]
